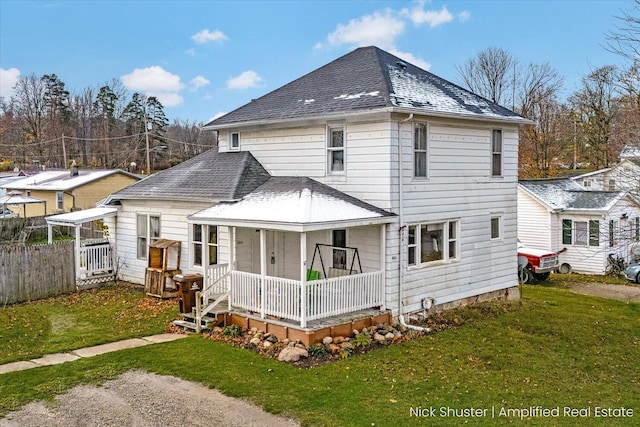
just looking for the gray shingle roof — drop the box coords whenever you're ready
[107,148,270,202]
[519,179,624,211]
[205,46,527,129]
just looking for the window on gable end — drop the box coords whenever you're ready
[414,123,428,178]
[229,132,240,150]
[327,125,345,174]
[491,129,503,177]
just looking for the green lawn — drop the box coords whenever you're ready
[1,282,639,426]
[0,283,179,364]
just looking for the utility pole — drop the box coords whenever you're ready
[145,121,151,175]
[61,133,68,168]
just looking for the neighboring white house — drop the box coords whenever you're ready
[518,178,640,275]
[571,157,640,192]
[104,46,530,331]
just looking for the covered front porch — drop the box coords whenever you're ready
[187,177,396,332]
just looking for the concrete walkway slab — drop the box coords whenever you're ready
[32,353,80,366]
[0,333,188,375]
[71,338,150,358]
[143,333,189,344]
[0,360,39,374]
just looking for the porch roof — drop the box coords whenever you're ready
[45,206,118,226]
[188,176,396,232]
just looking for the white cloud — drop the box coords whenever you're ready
[185,48,196,56]
[326,10,404,50]
[405,4,453,27]
[226,71,262,90]
[189,75,210,91]
[458,10,471,22]
[121,66,185,106]
[0,67,20,99]
[390,49,431,71]
[208,111,226,122]
[192,29,228,44]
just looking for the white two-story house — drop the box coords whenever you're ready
[103,46,529,340]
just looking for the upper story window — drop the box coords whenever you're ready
[608,179,616,191]
[491,129,503,177]
[229,132,240,150]
[583,179,592,188]
[137,214,160,260]
[327,125,345,174]
[56,191,64,211]
[414,123,428,178]
[408,220,459,267]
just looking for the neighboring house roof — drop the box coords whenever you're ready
[3,169,139,191]
[107,147,271,203]
[519,179,626,212]
[620,145,640,158]
[189,176,396,232]
[204,46,530,129]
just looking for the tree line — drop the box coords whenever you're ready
[0,76,216,173]
[456,1,640,178]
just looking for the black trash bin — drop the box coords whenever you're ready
[173,274,203,313]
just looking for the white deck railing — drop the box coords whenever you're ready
[78,243,113,278]
[227,270,384,327]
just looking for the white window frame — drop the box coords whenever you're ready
[407,219,459,268]
[56,191,64,211]
[136,213,161,260]
[413,122,428,179]
[327,124,345,175]
[229,132,240,150]
[192,224,218,267]
[491,129,503,177]
[490,216,502,240]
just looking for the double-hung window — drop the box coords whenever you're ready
[56,191,64,211]
[491,129,503,177]
[193,224,218,267]
[407,220,459,267]
[491,216,501,240]
[562,219,599,246]
[414,123,428,178]
[137,214,160,259]
[327,125,345,174]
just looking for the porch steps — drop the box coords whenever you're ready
[172,300,230,332]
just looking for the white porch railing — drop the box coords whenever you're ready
[78,242,113,278]
[228,270,384,327]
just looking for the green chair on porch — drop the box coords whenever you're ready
[306,269,320,281]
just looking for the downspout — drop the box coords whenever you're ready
[396,114,429,332]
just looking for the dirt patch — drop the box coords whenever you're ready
[565,282,640,303]
[0,371,299,427]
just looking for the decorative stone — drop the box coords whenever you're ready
[328,343,341,353]
[322,336,333,345]
[250,337,262,346]
[277,346,309,362]
[373,332,386,343]
[266,334,278,343]
[263,341,273,348]
[385,332,395,340]
[333,336,346,344]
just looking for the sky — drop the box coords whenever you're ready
[0,0,634,125]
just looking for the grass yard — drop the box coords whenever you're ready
[0,283,179,365]
[0,281,639,425]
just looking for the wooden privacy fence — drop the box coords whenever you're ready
[0,242,75,305]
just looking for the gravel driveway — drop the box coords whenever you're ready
[0,371,299,427]
[565,282,640,303]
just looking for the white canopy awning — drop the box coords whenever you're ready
[46,207,118,226]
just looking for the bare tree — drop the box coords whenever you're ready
[456,47,518,107]
[13,74,47,167]
[606,0,640,61]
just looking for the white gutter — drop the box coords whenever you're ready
[395,114,430,333]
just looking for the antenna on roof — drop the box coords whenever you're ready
[396,61,407,70]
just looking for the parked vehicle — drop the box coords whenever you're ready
[1,209,17,219]
[624,262,640,283]
[517,243,559,284]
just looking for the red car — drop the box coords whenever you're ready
[517,243,559,283]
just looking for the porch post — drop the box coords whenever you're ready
[300,232,307,328]
[228,226,235,311]
[380,224,386,311]
[75,224,81,283]
[260,229,266,319]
